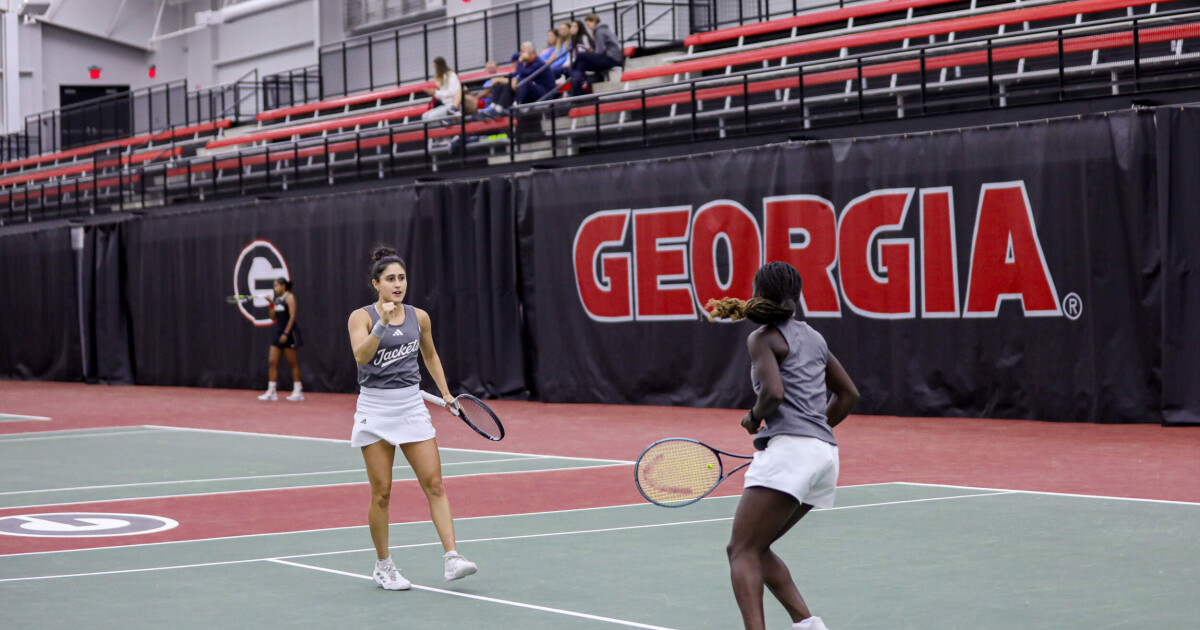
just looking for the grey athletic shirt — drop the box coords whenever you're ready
[750,319,837,450]
[357,304,422,389]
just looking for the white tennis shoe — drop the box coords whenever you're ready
[285,392,305,401]
[794,616,829,630]
[257,391,277,401]
[373,558,411,591]
[443,551,477,581]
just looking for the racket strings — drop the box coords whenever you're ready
[636,440,722,507]
[457,396,503,440]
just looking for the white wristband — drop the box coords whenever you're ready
[371,319,387,338]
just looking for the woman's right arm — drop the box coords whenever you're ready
[348,309,382,366]
[824,351,859,428]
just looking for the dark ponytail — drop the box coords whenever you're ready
[704,261,802,326]
[276,277,293,291]
[369,246,407,286]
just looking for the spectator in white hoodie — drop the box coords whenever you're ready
[421,57,477,121]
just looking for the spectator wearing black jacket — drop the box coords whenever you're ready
[571,13,624,95]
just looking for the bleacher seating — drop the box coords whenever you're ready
[622,0,1175,81]
[0,120,231,175]
[570,19,1200,120]
[255,65,514,124]
[7,0,1200,223]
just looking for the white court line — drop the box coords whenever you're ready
[0,414,51,421]
[0,429,163,444]
[0,482,917,558]
[894,481,1200,507]
[0,463,629,511]
[266,558,679,630]
[143,424,635,464]
[0,426,150,439]
[0,457,541,497]
[0,490,1008,578]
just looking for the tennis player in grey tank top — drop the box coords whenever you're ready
[346,247,478,591]
[707,261,860,630]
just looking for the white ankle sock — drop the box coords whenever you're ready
[794,617,821,630]
[266,382,276,393]
[376,557,391,567]
[292,383,302,393]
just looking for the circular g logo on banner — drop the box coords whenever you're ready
[234,240,291,327]
[0,513,179,538]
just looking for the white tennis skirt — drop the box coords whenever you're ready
[350,385,436,448]
[743,435,839,508]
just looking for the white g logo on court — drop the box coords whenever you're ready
[0,513,179,537]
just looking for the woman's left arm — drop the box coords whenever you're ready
[416,308,456,408]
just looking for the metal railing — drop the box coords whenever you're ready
[555,0,691,50]
[688,0,887,34]
[0,131,36,163]
[262,65,323,111]
[6,8,1200,225]
[318,0,554,100]
[268,0,688,113]
[20,76,259,159]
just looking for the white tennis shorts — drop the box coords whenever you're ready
[743,435,839,508]
[350,385,436,448]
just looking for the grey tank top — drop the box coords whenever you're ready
[750,319,837,450]
[357,304,422,389]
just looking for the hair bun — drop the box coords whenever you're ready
[372,246,397,262]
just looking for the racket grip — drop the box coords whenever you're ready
[421,391,462,417]
[420,391,447,407]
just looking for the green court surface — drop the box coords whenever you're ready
[1,428,1197,629]
[0,425,621,509]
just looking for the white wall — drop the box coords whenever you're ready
[38,25,154,111]
[209,0,319,83]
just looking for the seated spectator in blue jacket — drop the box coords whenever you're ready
[571,13,624,95]
[512,42,557,104]
[539,29,571,75]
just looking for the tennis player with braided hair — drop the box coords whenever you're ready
[707,261,859,630]
[347,246,478,591]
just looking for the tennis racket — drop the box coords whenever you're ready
[420,391,505,441]
[225,294,256,304]
[634,438,753,507]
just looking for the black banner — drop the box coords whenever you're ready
[1157,108,1200,426]
[120,181,525,396]
[7,109,1200,424]
[80,222,135,385]
[0,226,83,381]
[519,112,1162,422]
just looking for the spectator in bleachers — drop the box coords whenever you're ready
[421,57,476,122]
[567,20,594,95]
[571,14,624,96]
[512,41,557,104]
[540,28,571,76]
[476,61,514,118]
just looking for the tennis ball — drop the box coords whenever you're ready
[707,464,714,470]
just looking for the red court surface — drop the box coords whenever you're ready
[3,382,1197,497]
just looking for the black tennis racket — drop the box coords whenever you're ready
[420,391,505,441]
[634,438,753,507]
